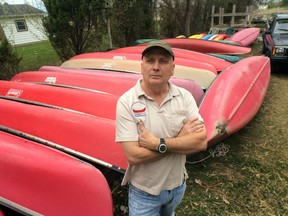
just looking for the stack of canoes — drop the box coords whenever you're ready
[0,30,270,215]
[188,27,260,47]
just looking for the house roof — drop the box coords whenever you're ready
[0,2,46,17]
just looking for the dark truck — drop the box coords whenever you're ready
[262,14,288,63]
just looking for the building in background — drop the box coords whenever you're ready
[0,2,47,46]
[257,0,269,10]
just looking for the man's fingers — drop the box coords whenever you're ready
[189,125,204,133]
[137,121,145,132]
[187,121,204,132]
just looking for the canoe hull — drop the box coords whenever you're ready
[0,80,119,119]
[12,68,204,105]
[0,130,113,215]
[0,98,128,171]
[137,38,251,55]
[226,27,260,47]
[70,51,217,74]
[60,58,217,89]
[199,56,270,147]
[109,46,232,72]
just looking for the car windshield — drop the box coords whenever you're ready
[274,19,288,33]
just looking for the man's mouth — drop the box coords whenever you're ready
[151,75,161,78]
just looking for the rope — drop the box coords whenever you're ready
[186,143,230,165]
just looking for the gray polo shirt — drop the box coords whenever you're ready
[115,79,202,195]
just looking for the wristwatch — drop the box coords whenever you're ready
[158,138,167,154]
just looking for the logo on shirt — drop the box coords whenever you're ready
[131,101,147,118]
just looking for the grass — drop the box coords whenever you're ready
[13,41,288,216]
[15,41,61,72]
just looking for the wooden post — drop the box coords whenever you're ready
[219,7,224,26]
[231,4,236,26]
[210,4,254,29]
[248,6,253,25]
[211,5,215,28]
[244,6,249,26]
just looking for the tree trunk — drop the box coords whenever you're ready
[107,19,113,48]
[184,0,191,37]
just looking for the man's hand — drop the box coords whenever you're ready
[178,117,205,137]
[138,122,159,151]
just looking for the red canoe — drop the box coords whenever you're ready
[0,129,113,215]
[11,70,139,95]
[12,69,204,105]
[109,46,232,72]
[0,80,119,119]
[137,38,251,55]
[199,56,270,146]
[0,97,128,171]
[70,51,218,74]
[226,27,260,47]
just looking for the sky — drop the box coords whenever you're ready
[1,0,45,10]
[1,0,42,6]
[2,0,29,3]
[2,0,33,3]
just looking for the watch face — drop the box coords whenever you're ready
[159,144,167,153]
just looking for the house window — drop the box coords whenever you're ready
[15,20,28,32]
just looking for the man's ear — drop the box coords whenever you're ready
[141,62,144,74]
[171,64,175,76]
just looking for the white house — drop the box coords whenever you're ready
[0,2,47,46]
[257,1,269,10]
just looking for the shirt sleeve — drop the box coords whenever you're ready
[115,94,139,142]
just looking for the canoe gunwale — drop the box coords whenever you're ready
[0,196,43,216]
[0,125,126,174]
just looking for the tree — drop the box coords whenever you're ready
[158,0,260,38]
[110,0,156,47]
[281,0,288,7]
[0,39,21,80]
[159,0,186,37]
[42,0,107,61]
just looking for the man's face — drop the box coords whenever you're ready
[141,47,175,86]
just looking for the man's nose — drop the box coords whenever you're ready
[152,61,160,70]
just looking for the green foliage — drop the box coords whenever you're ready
[159,0,260,37]
[42,0,107,61]
[0,39,21,80]
[110,0,156,47]
[159,0,186,37]
[40,0,262,55]
[281,0,288,7]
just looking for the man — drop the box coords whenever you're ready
[115,40,207,216]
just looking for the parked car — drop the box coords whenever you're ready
[262,14,288,63]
